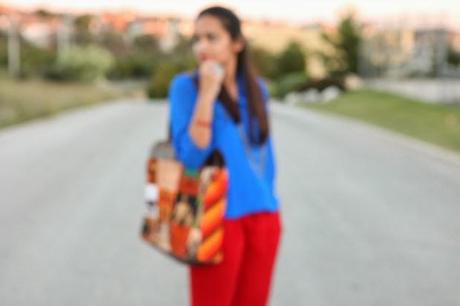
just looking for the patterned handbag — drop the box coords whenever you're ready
[140,122,228,266]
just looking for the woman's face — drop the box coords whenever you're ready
[192,15,243,66]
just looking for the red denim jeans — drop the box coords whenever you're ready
[189,210,283,306]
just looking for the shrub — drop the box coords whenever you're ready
[272,71,309,98]
[108,53,157,80]
[146,57,195,99]
[45,45,114,82]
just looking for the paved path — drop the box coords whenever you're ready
[0,99,459,306]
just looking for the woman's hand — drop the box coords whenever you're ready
[198,60,225,101]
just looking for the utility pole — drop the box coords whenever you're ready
[7,15,20,78]
[57,14,73,60]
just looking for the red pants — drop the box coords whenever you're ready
[189,210,283,306]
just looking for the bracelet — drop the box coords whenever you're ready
[195,119,211,128]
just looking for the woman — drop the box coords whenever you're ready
[168,6,283,306]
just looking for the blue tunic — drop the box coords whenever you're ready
[168,70,280,219]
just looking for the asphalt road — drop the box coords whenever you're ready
[0,99,459,306]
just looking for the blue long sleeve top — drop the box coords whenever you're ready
[168,69,280,219]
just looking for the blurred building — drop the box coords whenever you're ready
[2,4,459,79]
[408,28,450,76]
[360,18,458,78]
[241,19,333,78]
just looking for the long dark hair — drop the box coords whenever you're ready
[196,6,270,146]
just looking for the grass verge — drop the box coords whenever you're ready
[0,75,145,129]
[300,88,460,153]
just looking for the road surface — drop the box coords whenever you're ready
[0,99,459,306]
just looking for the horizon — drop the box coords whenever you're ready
[2,0,460,29]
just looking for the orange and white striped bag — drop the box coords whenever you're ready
[140,139,228,266]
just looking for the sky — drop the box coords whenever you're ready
[4,0,460,28]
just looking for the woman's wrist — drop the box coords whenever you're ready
[193,91,215,129]
[194,118,211,128]
[199,83,220,101]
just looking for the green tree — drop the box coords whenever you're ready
[447,46,460,67]
[74,14,95,45]
[321,13,362,76]
[275,41,306,76]
[268,41,308,98]
[249,45,278,80]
